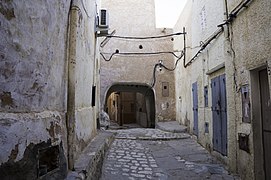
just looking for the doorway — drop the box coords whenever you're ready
[104,83,155,128]
[211,74,227,156]
[192,82,198,136]
[259,69,271,180]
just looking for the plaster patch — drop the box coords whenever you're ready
[0,91,14,107]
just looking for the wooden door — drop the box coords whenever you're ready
[192,82,198,136]
[211,74,227,156]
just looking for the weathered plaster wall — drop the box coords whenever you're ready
[100,0,176,121]
[173,0,192,130]
[174,0,238,173]
[175,0,271,179]
[0,0,71,178]
[0,0,100,177]
[174,0,228,147]
[226,0,271,179]
[67,0,99,167]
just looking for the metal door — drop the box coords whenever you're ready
[259,69,271,180]
[211,74,227,155]
[192,82,198,136]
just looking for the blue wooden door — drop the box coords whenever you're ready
[211,74,227,156]
[192,82,198,136]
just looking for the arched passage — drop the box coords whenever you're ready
[104,83,155,128]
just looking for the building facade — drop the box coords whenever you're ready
[174,0,271,179]
[100,0,177,127]
[0,0,100,178]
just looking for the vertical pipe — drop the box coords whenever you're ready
[66,4,80,170]
[223,0,230,38]
[183,27,186,68]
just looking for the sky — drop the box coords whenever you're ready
[155,0,188,28]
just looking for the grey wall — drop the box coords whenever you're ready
[0,0,71,178]
[0,0,100,177]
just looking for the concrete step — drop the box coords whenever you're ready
[156,121,187,133]
[66,131,115,180]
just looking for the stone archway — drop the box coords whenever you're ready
[104,83,155,128]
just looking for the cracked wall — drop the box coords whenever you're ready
[0,0,71,178]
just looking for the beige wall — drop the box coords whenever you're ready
[100,0,176,122]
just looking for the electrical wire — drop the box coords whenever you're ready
[106,32,186,40]
[184,27,224,68]
[150,51,184,88]
[100,51,182,61]
[183,0,252,68]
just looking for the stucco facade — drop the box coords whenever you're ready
[174,0,271,179]
[100,0,177,124]
[0,0,100,178]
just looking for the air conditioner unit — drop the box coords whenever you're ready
[99,9,109,28]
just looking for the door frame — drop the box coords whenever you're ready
[251,66,270,180]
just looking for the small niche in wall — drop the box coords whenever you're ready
[238,133,250,153]
[162,82,169,97]
[92,85,96,107]
[38,145,60,177]
[204,86,208,107]
[204,122,209,133]
[241,85,251,123]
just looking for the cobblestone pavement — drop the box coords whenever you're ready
[100,128,240,180]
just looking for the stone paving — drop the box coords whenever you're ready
[109,128,190,140]
[100,128,240,180]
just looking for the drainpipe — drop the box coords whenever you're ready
[66,1,81,170]
[223,0,230,39]
[223,0,237,173]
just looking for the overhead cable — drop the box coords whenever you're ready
[106,32,186,40]
[184,0,253,68]
[151,51,184,88]
[100,51,182,61]
[184,27,223,68]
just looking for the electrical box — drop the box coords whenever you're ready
[241,85,251,123]
[162,82,169,97]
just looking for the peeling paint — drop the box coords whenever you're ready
[0,0,15,20]
[0,140,67,179]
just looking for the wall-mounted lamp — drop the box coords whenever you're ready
[158,60,163,71]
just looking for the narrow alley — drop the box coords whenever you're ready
[100,122,239,180]
[1,0,271,180]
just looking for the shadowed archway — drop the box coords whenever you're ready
[104,83,155,128]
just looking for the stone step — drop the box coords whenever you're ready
[156,121,187,133]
